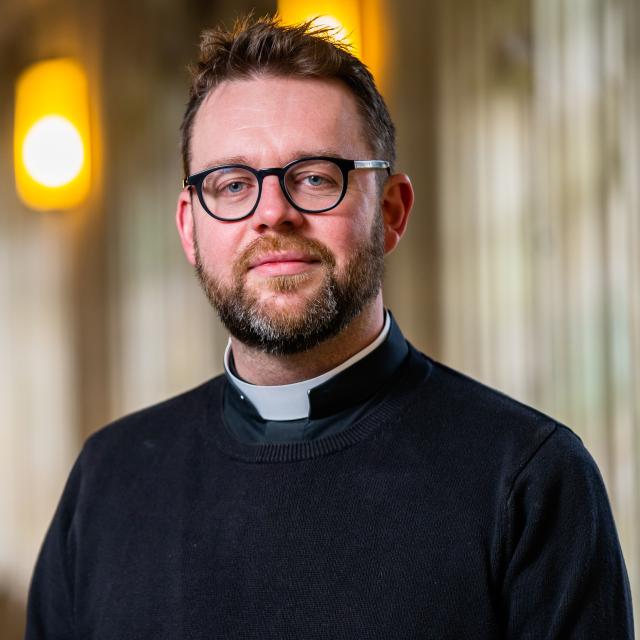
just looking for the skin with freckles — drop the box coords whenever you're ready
[176,75,414,385]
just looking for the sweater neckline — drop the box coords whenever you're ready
[223,311,392,420]
[204,346,433,464]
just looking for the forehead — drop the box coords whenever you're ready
[189,75,369,170]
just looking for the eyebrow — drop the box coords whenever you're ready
[196,149,349,172]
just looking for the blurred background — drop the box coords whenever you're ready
[1,0,638,636]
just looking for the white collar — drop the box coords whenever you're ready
[224,311,391,420]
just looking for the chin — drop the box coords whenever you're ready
[254,288,320,318]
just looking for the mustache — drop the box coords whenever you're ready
[235,234,336,273]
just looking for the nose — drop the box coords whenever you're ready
[250,175,304,231]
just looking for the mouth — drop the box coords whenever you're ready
[248,251,322,276]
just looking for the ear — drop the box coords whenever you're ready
[176,189,197,266]
[381,173,414,254]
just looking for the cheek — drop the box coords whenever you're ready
[323,209,376,263]
[193,221,237,274]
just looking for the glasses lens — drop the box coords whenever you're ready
[201,166,259,220]
[284,159,344,212]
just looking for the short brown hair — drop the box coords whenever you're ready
[180,14,396,177]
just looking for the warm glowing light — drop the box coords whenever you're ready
[14,58,92,211]
[278,0,363,58]
[312,15,350,43]
[22,116,85,188]
[278,0,388,86]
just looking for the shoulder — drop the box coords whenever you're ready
[399,347,591,494]
[405,348,562,443]
[80,374,225,469]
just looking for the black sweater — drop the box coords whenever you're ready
[26,346,634,639]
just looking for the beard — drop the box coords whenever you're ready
[194,213,385,356]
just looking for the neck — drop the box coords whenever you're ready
[230,296,385,386]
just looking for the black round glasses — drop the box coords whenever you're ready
[182,156,390,222]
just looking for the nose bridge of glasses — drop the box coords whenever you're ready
[253,166,297,216]
[256,166,284,179]
[255,167,290,199]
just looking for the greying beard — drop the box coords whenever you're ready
[194,215,384,355]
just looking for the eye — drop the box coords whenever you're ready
[226,181,245,193]
[286,160,343,194]
[290,171,339,190]
[304,174,328,187]
[213,178,253,198]
[203,168,256,200]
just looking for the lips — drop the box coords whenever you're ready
[248,251,319,269]
[235,235,336,279]
[248,251,321,277]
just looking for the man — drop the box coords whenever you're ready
[27,15,633,639]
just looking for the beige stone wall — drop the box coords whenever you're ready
[395,0,640,630]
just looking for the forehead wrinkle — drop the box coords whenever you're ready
[191,77,370,173]
[233,123,278,131]
[201,79,355,129]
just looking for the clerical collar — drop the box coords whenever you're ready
[224,312,392,420]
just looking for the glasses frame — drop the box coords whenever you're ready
[182,156,390,222]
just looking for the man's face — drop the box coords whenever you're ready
[179,75,386,355]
